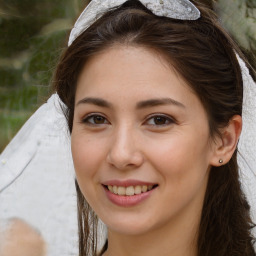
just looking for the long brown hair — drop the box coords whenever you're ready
[53,1,256,255]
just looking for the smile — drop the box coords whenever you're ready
[103,182,158,207]
[106,185,156,196]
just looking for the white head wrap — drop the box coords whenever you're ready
[68,0,200,46]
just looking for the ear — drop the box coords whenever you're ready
[209,115,242,166]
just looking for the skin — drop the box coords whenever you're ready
[71,46,242,256]
[0,219,46,256]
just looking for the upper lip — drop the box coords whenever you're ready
[102,179,157,187]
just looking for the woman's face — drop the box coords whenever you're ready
[71,46,216,236]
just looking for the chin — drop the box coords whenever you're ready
[102,213,155,236]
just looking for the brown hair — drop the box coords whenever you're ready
[53,0,256,255]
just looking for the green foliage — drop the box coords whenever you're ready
[0,110,31,152]
[0,85,40,110]
[0,67,24,87]
[246,0,256,9]
[27,30,68,85]
[0,0,85,151]
[0,18,40,57]
[216,0,256,70]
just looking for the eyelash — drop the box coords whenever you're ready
[144,114,175,127]
[81,113,175,127]
[82,113,109,126]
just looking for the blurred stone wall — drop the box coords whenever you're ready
[0,0,255,151]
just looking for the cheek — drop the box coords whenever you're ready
[145,129,211,181]
[147,133,210,216]
[71,133,106,204]
[71,133,105,181]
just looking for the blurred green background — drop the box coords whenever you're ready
[0,0,255,152]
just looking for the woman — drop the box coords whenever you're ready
[53,0,256,255]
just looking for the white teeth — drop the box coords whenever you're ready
[126,186,135,196]
[142,185,147,192]
[134,185,142,195]
[113,185,118,194]
[117,186,126,196]
[107,184,155,196]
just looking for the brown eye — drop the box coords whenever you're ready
[146,115,174,126]
[154,116,168,125]
[83,114,109,125]
[93,116,106,124]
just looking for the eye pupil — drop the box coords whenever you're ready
[154,116,166,125]
[94,116,105,124]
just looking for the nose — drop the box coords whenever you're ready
[107,126,144,170]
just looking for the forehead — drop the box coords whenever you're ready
[76,45,195,102]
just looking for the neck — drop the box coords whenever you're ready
[104,209,200,256]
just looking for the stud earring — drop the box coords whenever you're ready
[219,159,223,164]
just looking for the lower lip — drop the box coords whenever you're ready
[103,186,155,207]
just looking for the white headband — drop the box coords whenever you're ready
[68,0,200,46]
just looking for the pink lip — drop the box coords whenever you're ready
[103,179,156,187]
[103,185,157,207]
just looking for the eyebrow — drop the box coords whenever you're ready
[136,98,185,109]
[76,97,185,109]
[76,97,113,108]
